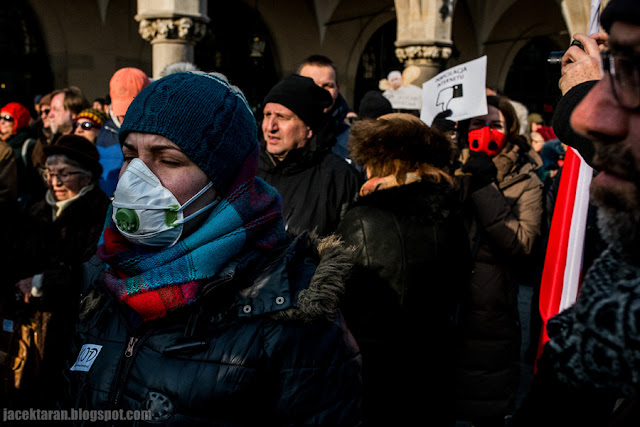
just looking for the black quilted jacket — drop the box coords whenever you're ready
[62,233,362,426]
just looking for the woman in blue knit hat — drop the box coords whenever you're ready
[60,72,362,425]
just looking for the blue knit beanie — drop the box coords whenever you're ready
[119,72,258,197]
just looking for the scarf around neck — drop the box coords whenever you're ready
[359,172,422,197]
[545,244,640,396]
[97,152,287,322]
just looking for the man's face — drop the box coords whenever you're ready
[49,93,74,135]
[262,103,312,160]
[299,64,339,112]
[389,72,402,90]
[571,20,640,253]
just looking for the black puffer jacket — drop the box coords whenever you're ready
[335,180,471,425]
[258,139,362,237]
[63,233,362,426]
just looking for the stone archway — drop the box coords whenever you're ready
[0,2,53,111]
[353,20,403,112]
[194,1,278,118]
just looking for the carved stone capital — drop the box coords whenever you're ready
[395,45,453,63]
[138,17,207,44]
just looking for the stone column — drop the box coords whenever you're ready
[136,0,209,79]
[394,0,454,86]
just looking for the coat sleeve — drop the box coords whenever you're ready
[267,316,363,425]
[0,142,18,208]
[470,174,543,256]
[335,208,370,269]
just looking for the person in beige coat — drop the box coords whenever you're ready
[454,95,543,426]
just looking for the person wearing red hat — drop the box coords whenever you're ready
[0,102,33,159]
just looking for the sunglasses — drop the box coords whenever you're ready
[41,109,50,116]
[0,114,14,122]
[74,121,97,131]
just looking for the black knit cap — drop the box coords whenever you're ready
[263,74,331,131]
[43,134,103,178]
[358,90,393,119]
[601,0,640,32]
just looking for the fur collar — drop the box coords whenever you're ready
[348,180,457,224]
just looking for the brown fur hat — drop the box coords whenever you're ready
[348,113,453,173]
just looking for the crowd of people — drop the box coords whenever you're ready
[0,0,638,425]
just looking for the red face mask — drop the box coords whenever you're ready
[467,125,506,157]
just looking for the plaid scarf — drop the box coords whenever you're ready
[97,148,286,321]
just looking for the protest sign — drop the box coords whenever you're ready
[420,56,487,126]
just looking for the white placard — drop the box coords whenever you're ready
[70,344,103,372]
[383,84,423,110]
[420,56,488,126]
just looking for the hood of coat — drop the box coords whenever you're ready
[231,232,354,323]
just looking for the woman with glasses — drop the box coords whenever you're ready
[73,107,108,144]
[7,134,109,408]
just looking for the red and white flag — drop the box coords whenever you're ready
[536,0,600,363]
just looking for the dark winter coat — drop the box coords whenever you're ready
[258,139,362,237]
[335,180,472,425]
[455,142,543,421]
[7,184,109,405]
[62,233,363,426]
[95,118,123,198]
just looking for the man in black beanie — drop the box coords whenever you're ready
[512,0,640,424]
[258,74,361,237]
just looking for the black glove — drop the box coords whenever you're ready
[431,109,456,133]
[462,151,497,192]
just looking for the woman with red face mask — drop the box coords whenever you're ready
[454,95,544,427]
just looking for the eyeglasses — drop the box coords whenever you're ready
[601,49,640,110]
[40,109,50,116]
[41,169,86,183]
[0,114,14,122]
[74,121,96,131]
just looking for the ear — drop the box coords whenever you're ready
[306,127,313,140]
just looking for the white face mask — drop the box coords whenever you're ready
[111,158,218,248]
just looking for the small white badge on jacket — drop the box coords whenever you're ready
[70,344,103,372]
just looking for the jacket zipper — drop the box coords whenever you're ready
[109,302,153,409]
[111,335,138,408]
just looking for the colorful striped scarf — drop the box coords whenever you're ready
[97,148,286,321]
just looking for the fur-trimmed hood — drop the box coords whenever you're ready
[238,232,355,323]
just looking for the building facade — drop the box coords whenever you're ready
[1,0,606,121]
